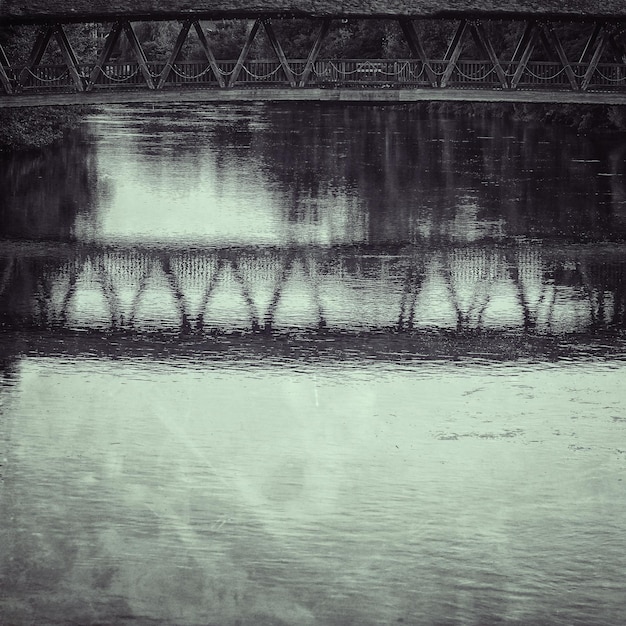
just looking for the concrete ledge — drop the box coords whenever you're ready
[2,87,626,108]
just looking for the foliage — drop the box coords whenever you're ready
[0,24,97,151]
[0,106,91,151]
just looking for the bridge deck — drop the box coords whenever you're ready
[2,86,626,108]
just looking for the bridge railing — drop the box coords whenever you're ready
[5,59,626,92]
[581,63,626,90]
[309,60,433,86]
[17,64,79,89]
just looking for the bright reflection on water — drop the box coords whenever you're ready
[1,103,626,626]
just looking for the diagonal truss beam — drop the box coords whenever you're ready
[262,19,296,87]
[581,24,611,91]
[510,21,535,65]
[542,22,578,90]
[441,20,469,87]
[511,20,580,90]
[398,18,438,86]
[158,19,227,89]
[579,22,602,63]
[16,24,86,91]
[0,43,13,94]
[228,18,262,87]
[299,18,331,87]
[87,21,123,91]
[158,19,192,88]
[18,25,54,89]
[440,19,508,88]
[52,24,85,91]
[469,20,508,88]
[192,20,226,88]
[510,21,540,88]
[122,21,155,89]
[87,21,156,90]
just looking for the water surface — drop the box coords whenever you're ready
[1,103,626,625]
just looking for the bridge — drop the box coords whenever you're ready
[2,2,626,106]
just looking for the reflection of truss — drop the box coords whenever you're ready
[1,245,625,333]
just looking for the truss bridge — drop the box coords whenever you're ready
[2,1,626,106]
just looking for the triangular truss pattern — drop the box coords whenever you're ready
[87,21,156,91]
[16,24,85,91]
[509,20,578,90]
[299,19,332,87]
[229,18,296,87]
[439,19,509,88]
[157,19,225,88]
[581,23,626,90]
[1,15,625,98]
[397,18,438,86]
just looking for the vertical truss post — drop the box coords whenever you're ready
[441,20,468,87]
[542,22,578,90]
[122,21,155,89]
[53,24,85,91]
[18,25,54,89]
[299,18,331,87]
[581,24,609,91]
[158,19,191,89]
[579,21,602,63]
[0,43,13,94]
[398,18,438,86]
[262,19,296,86]
[229,18,262,87]
[469,20,509,88]
[511,22,539,88]
[192,20,226,88]
[87,21,123,91]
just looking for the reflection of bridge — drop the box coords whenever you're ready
[2,243,625,334]
[2,3,626,106]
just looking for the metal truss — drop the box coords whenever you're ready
[1,16,626,100]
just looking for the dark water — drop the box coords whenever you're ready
[1,104,626,626]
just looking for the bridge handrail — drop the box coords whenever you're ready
[4,58,626,92]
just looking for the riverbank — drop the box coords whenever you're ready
[0,105,93,151]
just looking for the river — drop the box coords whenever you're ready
[1,103,626,626]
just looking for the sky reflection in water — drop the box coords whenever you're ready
[1,104,626,626]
